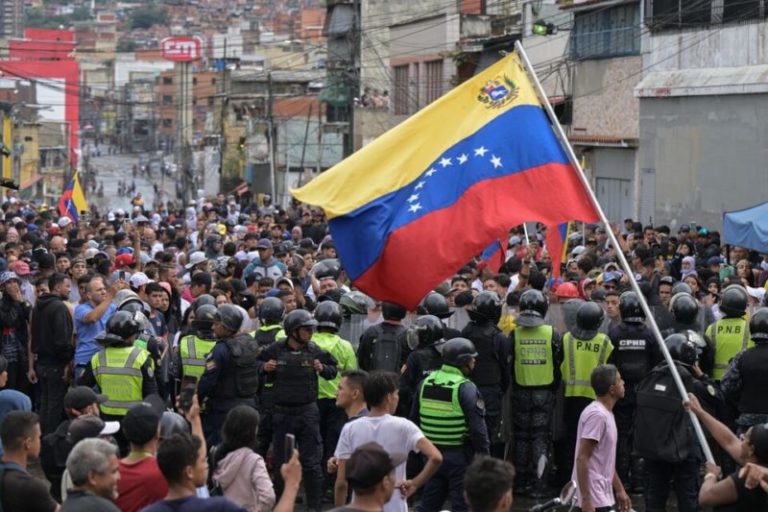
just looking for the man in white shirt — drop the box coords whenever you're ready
[334,371,443,512]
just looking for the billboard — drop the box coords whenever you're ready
[161,36,203,62]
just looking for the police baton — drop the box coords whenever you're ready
[516,40,716,465]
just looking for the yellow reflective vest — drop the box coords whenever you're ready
[179,335,217,379]
[92,346,151,416]
[513,325,555,387]
[707,317,753,380]
[561,332,613,399]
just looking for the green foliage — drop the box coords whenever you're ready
[129,5,169,30]
[25,6,94,29]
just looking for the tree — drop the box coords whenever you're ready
[129,5,168,30]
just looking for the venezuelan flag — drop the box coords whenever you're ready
[545,221,571,278]
[292,52,599,308]
[57,171,88,222]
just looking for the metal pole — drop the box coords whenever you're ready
[515,41,715,464]
[267,72,277,200]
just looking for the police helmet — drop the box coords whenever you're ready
[340,291,373,317]
[417,292,453,319]
[382,301,407,321]
[665,333,698,367]
[312,258,341,281]
[214,256,233,277]
[118,297,146,316]
[192,294,216,310]
[213,304,243,333]
[159,411,190,440]
[468,291,502,324]
[516,289,548,328]
[314,301,343,331]
[409,315,444,348]
[206,234,222,246]
[259,297,285,325]
[720,285,748,317]
[193,304,218,331]
[106,310,141,339]
[283,309,318,339]
[670,293,699,325]
[671,282,693,298]
[442,337,478,368]
[619,291,646,324]
[573,301,604,340]
[749,308,768,342]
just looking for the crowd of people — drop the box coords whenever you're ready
[0,189,765,511]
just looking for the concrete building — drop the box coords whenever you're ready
[559,0,643,224]
[0,0,23,40]
[635,0,768,230]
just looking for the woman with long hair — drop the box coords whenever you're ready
[212,406,275,512]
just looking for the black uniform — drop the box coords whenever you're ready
[198,333,260,446]
[462,320,510,457]
[256,340,337,512]
[399,341,444,416]
[608,321,660,492]
[722,343,768,434]
[253,324,281,455]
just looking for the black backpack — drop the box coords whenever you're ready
[225,334,261,397]
[367,324,402,373]
[634,363,694,463]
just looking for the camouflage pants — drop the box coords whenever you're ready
[512,388,554,485]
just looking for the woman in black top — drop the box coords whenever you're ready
[688,394,768,511]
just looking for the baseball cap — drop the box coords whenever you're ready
[256,239,273,250]
[129,272,152,289]
[185,251,206,269]
[122,398,164,445]
[57,216,72,228]
[0,272,19,286]
[64,386,107,411]
[112,253,135,272]
[345,442,407,490]
[67,415,120,445]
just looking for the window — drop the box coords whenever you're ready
[572,4,641,60]
[163,118,173,127]
[723,0,762,23]
[645,0,765,31]
[162,76,173,85]
[211,77,217,85]
[162,95,173,105]
[192,77,198,85]
[424,60,443,105]
[393,64,409,115]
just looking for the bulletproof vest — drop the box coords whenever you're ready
[223,334,261,398]
[737,344,768,414]
[254,325,280,348]
[464,322,501,387]
[411,344,443,382]
[634,362,694,463]
[274,343,318,406]
[610,323,654,383]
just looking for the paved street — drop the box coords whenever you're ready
[86,145,177,214]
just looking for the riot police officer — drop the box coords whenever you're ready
[253,297,284,347]
[413,337,489,512]
[607,291,658,493]
[311,301,357,485]
[556,300,613,486]
[252,296,284,455]
[664,292,711,374]
[705,285,752,381]
[462,291,510,458]
[256,309,337,512]
[418,292,461,339]
[79,311,157,423]
[400,314,446,415]
[198,304,260,445]
[177,304,217,380]
[722,307,768,434]
[510,289,563,497]
[634,334,698,512]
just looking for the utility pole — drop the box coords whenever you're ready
[348,0,361,156]
[267,72,276,201]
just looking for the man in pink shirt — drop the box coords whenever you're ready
[572,364,632,512]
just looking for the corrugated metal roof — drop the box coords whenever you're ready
[635,65,768,98]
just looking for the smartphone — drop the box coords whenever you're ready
[285,433,295,461]
[180,376,198,411]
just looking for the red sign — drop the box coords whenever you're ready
[161,36,203,62]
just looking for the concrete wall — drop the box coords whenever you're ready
[571,56,641,139]
[638,94,768,230]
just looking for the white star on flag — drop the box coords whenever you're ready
[439,157,452,168]
[474,146,488,157]
[490,155,502,169]
[415,181,426,190]
[425,168,437,177]
[457,154,468,164]
[408,203,422,213]
[407,194,419,202]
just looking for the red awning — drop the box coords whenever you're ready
[20,173,43,190]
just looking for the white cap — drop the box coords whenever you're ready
[185,251,206,269]
[129,272,153,289]
[58,216,72,228]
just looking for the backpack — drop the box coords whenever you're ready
[633,363,694,463]
[224,334,261,397]
[368,324,401,373]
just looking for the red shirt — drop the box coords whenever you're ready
[115,457,168,512]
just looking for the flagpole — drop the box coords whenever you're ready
[515,41,715,464]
